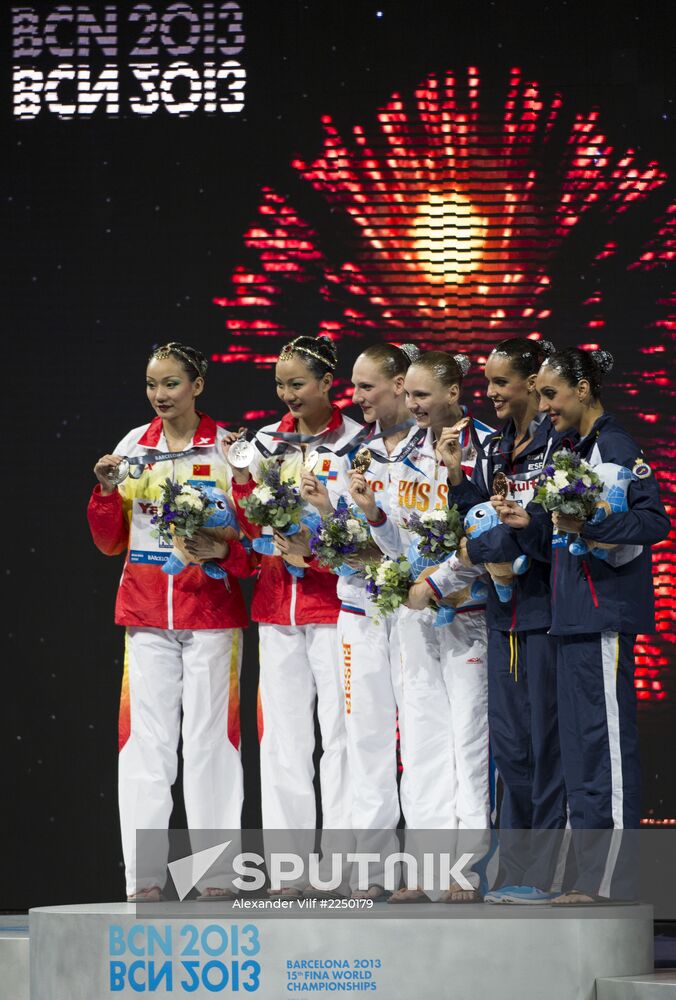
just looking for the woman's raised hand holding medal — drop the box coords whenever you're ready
[435,417,469,485]
[224,427,254,484]
[94,454,128,495]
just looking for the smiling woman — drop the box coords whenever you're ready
[87,340,251,902]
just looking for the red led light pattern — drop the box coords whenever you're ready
[213,66,674,704]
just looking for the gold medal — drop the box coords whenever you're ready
[351,447,372,474]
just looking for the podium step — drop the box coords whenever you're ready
[0,918,29,1000]
[29,901,654,1000]
[597,971,676,999]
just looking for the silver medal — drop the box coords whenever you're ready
[106,459,130,485]
[129,462,145,479]
[228,436,256,469]
[304,450,320,472]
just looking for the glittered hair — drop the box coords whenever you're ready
[544,347,614,399]
[358,342,421,378]
[278,335,338,378]
[149,342,208,381]
[490,337,556,378]
[409,351,470,387]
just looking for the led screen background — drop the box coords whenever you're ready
[2,0,674,908]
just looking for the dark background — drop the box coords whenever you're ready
[2,0,674,909]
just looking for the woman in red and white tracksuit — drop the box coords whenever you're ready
[228,336,361,880]
[350,351,494,902]
[88,343,251,901]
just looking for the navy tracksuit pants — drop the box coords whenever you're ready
[487,628,567,890]
[556,632,641,897]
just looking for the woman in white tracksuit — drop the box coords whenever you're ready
[332,342,420,898]
[350,351,494,902]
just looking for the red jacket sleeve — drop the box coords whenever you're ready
[87,486,128,556]
[213,535,257,579]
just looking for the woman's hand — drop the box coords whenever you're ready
[435,419,468,485]
[343,541,384,569]
[222,427,252,485]
[273,524,312,564]
[93,454,124,495]
[183,527,230,563]
[552,511,585,534]
[299,471,333,515]
[348,470,379,520]
[406,580,434,610]
[492,498,532,530]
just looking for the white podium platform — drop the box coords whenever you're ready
[597,971,676,999]
[25,901,654,1000]
[0,916,29,1000]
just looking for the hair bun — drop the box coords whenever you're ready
[453,353,471,377]
[591,349,614,374]
[539,339,556,358]
[398,343,422,363]
[315,334,338,365]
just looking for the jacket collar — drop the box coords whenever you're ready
[137,411,218,449]
[276,404,344,435]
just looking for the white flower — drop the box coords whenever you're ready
[424,508,449,523]
[546,481,559,495]
[254,484,274,504]
[581,475,592,487]
[175,491,203,510]
[375,563,391,586]
[553,469,569,489]
[346,517,367,539]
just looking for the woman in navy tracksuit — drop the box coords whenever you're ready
[497,347,670,902]
[435,337,569,902]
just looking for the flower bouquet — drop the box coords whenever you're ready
[533,449,604,554]
[308,506,371,576]
[405,505,464,626]
[364,556,412,623]
[239,461,308,577]
[533,449,603,519]
[151,480,238,578]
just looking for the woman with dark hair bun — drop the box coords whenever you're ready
[437,336,569,904]
[88,342,251,901]
[497,346,670,903]
[227,334,361,896]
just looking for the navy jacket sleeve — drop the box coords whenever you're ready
[582,475,670,546]
[447,450,491,515]
[467,522,524,564]
[509,506,554,564]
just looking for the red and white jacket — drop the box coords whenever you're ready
[87,413,250,630]
[232,406,363,626]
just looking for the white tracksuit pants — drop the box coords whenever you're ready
[337,610,401,889]
[119,627,244,896]
[258,623,351,831]
[396,607,490,831]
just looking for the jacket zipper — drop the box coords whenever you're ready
[167,574,174,629]
[289,574,297,626]
[581,559,599,608]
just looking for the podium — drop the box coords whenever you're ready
[26,901,653,1000]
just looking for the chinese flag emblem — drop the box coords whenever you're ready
[322,458,332,473]
[192,464,211,476]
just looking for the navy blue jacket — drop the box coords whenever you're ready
[448,414,569,632]
[518,413,670,636]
